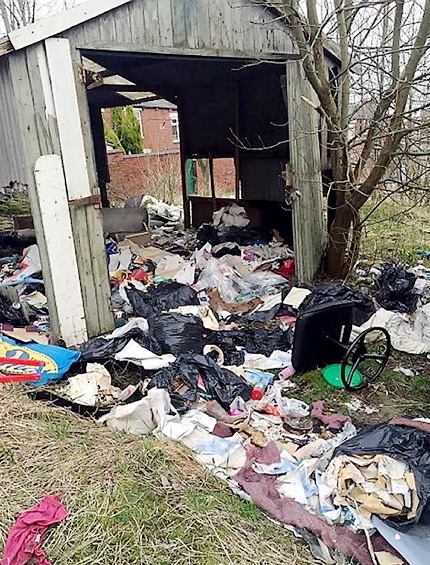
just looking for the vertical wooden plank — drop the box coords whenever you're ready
[8,49,61,340]
[178,95,191,228]
[82,18,103,46]
[157,0,173,46]
[42,39,106,338]
[230,0,244,51]
[97,10,117,43]
[34,155,88,346]
[144,0,161,46]
[171,0,186,47]
[208,0,224,50]
[195,0,211,49]
[114,4,133,44]
[287,60,325,282]
[221,0,234,50]
[184,0,199,49]
[26,45,60,155]
[68,44,114,336]
[45,38,91,200]
[129,0,147,43]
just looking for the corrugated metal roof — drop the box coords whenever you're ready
[0,57,27,187]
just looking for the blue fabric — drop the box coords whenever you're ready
[0,277,44,288]
[0,335,81,385]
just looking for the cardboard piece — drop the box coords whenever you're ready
[2,329,49,345]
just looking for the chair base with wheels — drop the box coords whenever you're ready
[292,301,391,391]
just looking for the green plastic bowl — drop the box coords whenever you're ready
[322,364,364,389]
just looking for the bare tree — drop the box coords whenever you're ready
[0,0,78,33]
[266,0,430,277]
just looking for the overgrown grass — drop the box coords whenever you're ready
[297,354,430,428]
[360,198,430,264]
[0,387,312,565]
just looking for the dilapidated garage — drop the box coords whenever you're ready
[0,0,335,345]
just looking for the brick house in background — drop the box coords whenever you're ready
[103,99,180,153]
[103,100,236,203]
[133,99,180,152]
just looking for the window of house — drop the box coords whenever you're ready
[171,113,180,143]
[133,108,144,139]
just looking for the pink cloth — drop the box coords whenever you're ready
[311,400,351,430]
[1,495,68,565]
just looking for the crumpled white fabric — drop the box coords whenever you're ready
[114,339,175,370]
[352,305,430,355]
[213,203,250,228]
[61,363,120,407]
[155,255,196,285]
[100,388,179,435]
[169,305,220,330]
[160,410,247,471]
[244,350,292,370]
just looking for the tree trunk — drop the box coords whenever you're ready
[325,203,356,278]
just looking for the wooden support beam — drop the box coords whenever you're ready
[286,60,326,283]
[34,155,88,346]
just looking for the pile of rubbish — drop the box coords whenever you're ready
[0,244,49,337]
[2,203,430,565]
[354,261,430,354]
[126,194,184,229]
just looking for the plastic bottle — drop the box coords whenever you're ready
[251,382,267,401]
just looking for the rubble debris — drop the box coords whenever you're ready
[6,200,430,565]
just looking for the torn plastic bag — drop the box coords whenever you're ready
[205,326,292,363]
[204,330,245,366]
[212,242,242,259]
[196,224,271,249]
[299,284,376,326]
[375,263,419,315]
[334,422,430,530]
[80,328,162,362]
[148,313,204,356]
[0,295,27,327]
[126,282,199,317]
[149,353,252,412]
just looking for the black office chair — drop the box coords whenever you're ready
[292,301,391,390]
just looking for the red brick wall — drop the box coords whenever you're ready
[107,152,236,202]
[141,108,179,152]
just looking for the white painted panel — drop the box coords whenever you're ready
[45,37,91,200]
[9,0,132,51]
[34,154,88,346]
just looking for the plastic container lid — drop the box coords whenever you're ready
[251,388,265,401]
[322,364,364,389]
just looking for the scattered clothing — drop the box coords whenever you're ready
[1,495,68,565]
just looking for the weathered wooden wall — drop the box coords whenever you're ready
[8,41,113,344]
[0,58,27,188]
[63,0,296,57]
[287,59,326,282]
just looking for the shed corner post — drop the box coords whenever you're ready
[44,37,114,338]
[286,59,326,283]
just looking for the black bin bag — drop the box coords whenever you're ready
[126,282,199,317]
[80,328,162,362]
[334,422,430,530]
[149,313,204,356]
[150,354,252,413]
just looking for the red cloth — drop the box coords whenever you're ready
[1,495,68,565]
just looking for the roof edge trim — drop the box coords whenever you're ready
[8,0,133,53]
